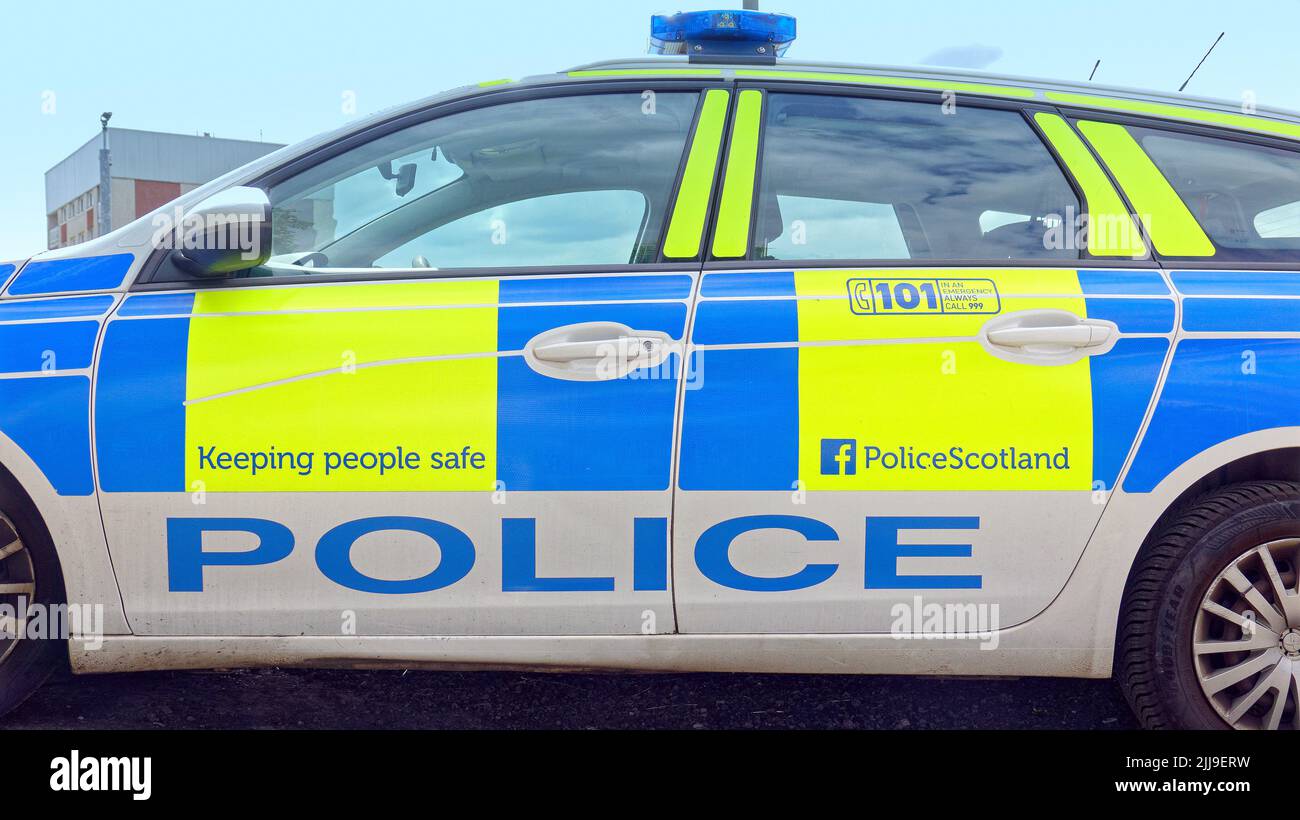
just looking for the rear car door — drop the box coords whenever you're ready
[674,84,1176,633]
[94,82,728,637]
[1069,115,1300,494]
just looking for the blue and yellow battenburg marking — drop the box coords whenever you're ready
[23,262,1300,499]
[96,275,692,493]
[1123,271,1300,493]
[682,268,1172,492]
[0,293,120,496]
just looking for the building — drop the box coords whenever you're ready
[45,128,284,250]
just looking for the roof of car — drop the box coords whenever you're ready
[553,57,1300,142]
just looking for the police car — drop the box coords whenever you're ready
[1,9,1298,730]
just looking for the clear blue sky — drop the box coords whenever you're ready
[1,0,1295,255]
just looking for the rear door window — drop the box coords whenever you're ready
[1134,127,1300,261]
[751,93,1081,262]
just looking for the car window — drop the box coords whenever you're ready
[752,93,1080,262]
[326,147,464,242]
[1134,128,1300,260]
[1255,200,1300,238]
[979,210,1032,233]
[261,91,699,273]
[373,190,648,269]
[762,194,909,260]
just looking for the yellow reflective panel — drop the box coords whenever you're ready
[799,345,1092,491]
[186,360,497,492]
[193,279,497,313]
[712,89,764,259]
[1077,121,1216,258]
[185,280,500,492]
[1033,113,1148,258]
[794,268,1093,491]
[663,88,730,259]
[188,281,500,399]
[1047,91,1300,142]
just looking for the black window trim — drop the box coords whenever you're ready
[133,77,730,292]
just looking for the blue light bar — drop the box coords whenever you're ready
[649,10,796,57]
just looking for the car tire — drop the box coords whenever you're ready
[0,471,66,719]
[1118,481,1300,730]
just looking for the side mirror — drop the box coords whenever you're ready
[169,186,273,277]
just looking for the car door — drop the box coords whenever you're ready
[93,83,730,637]
[673,85,1175,633]
[1067,116,1300,494]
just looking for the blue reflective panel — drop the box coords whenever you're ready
[7,254,134,295]
[0,295,115,322]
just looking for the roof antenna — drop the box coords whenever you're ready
[1088,60,1100,81]
[1179,32,1224,93]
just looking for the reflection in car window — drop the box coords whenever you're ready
[762,195,909,260]
[264,92,699,273]
[1255,200,1300,238]
[374,190,647,269]
[1136,128,1300,260]
[328,147,464,242]
[753,94,1080,261]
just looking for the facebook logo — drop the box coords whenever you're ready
[820,439,857,476]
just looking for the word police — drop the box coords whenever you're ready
[168,514,983,593]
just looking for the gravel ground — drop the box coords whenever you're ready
[2,666,1139,729]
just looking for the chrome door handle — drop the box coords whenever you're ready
[985,323,1111,349]
[533,336,662,363]
[524,322,674,381]
[980,309,1118,365]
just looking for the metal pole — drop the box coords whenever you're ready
[97,112,112,238]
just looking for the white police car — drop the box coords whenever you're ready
[1,9,1299,730]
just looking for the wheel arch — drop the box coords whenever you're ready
[1109,433,1300,666]
[1025,430,1300,678]
[0,429,129,635]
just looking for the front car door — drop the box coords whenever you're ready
[93,82,728,637]
[674,83,1175,634]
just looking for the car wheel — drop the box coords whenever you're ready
[0,474,65,719]
[1119,481,1300,730]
